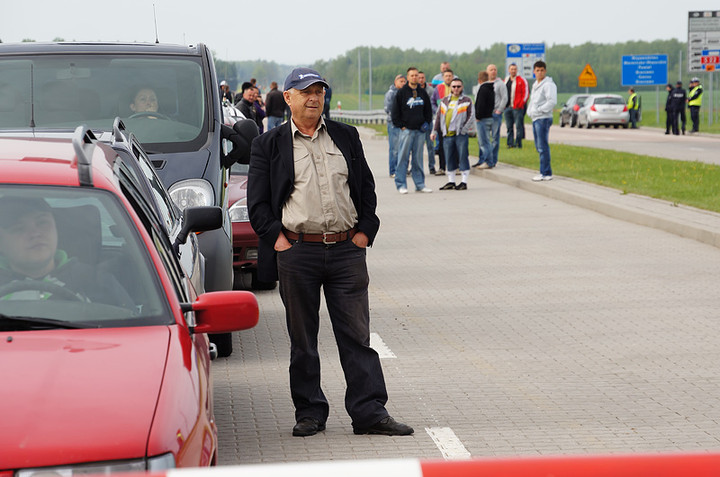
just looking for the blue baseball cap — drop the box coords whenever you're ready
[283,67,329,92]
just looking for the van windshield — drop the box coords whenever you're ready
[0,55,208,152]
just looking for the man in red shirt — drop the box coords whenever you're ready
[504,63,528,149]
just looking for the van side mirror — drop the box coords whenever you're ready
[174,206,223,250]
[221,119,259,168]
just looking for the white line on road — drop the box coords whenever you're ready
[370,332,396,358]
[425,427,472,460]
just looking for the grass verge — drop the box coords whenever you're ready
[357,123,720,213]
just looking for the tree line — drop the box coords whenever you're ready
[215,39,689,100]
[5,38,689,97]
[314,39,689,97]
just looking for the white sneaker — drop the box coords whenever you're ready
[398,187,408,194]
[416,187,433,193]
[532,174,553,182]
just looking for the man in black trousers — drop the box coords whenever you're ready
[248,67,413,438]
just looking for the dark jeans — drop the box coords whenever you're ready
[671,108,686,135]
[629,109,638,128]
[690,106,700,132]
[277,239,389,428]
[437,134,446,171]
[504,107,525,148]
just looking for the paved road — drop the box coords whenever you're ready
[212,129,720,465]
[547,124,720,165]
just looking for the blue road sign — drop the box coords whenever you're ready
[506,43,545,79]
[621,55,668,86]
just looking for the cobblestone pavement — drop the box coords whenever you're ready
[212,127,720,465]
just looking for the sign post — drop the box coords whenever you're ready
[622,55,668,124]
[688,11,720,126]
[578,64,597,93]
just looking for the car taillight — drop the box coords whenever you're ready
[623,105,628,111]
[590,105,597,112]
[573,105,580,111]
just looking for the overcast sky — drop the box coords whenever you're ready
[2,1,717,65]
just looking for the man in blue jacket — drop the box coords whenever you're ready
[391,67,433,194]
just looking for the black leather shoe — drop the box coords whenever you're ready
[439,182,456,190]
[353,416,414,436]
[292,417,325,437]
[456,182,467,190]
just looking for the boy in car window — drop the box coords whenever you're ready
[0,196,133,307]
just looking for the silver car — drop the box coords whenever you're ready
[577,94,630,129]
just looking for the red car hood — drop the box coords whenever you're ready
[0,326,170,469]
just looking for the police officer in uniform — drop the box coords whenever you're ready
[668,81,687,136]
[627,88,640,129]
[687,77,703,134]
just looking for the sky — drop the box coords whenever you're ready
[2,0,718,65]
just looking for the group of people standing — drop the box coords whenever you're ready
[384,60,557,192]
[664,78,704,135]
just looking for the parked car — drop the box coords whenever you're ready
[0,41,259,356]
[228,162,276,290]
[222,98,247,126]
[0,126,259,474]
[559,94,589,127]
[577,94,630,129]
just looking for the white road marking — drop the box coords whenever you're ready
[425,427,472,460]
[370,332,396,358]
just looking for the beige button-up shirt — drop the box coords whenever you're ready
[282,118,358,234]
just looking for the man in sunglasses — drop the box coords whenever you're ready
[431,78,475,190]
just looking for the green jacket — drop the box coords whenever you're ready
[628,93,639,110]
[688,85,703,107]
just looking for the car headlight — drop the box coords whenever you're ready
[16,453,175,477]
[229,200,249,223]
[169,179,214,210]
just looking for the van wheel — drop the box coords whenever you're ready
[252,271,278,290]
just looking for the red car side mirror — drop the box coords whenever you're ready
[188,291,259,333]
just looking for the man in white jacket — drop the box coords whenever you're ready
[526,61,557,181]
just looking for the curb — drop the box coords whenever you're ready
[472,163,720,249]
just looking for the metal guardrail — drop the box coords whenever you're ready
[329,109,387,125]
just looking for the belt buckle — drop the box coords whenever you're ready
[322,232,337,245]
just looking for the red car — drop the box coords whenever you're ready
[0,126,258,474]
[228,162,276,290]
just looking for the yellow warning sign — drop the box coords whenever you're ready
[578,63,597,88]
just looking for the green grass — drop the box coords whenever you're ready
[331,93,387,111]
[357,123,720,213]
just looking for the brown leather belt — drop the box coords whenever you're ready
[284,228,357,245]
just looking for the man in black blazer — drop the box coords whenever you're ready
[248,68,413,438]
